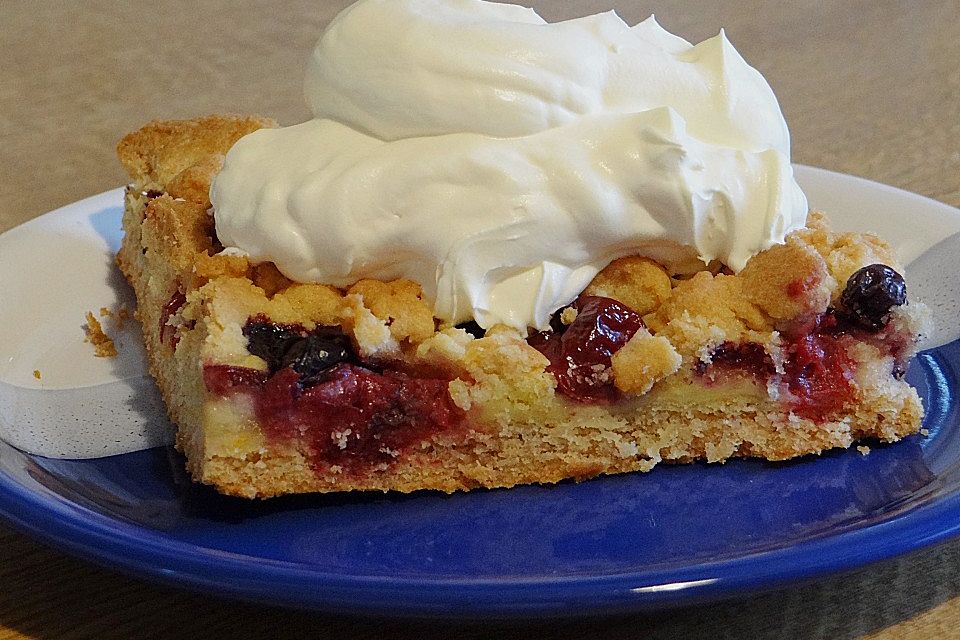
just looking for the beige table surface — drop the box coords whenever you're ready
[2,1,959,638]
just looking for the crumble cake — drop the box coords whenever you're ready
[116,115,928,498]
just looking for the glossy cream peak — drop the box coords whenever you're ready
[212,0,808,331]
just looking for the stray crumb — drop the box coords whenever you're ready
[33,370,41,380]
[920,428,930,436]
[99,306,111,317]
[84,311,118,357]
[857,445,871,456]
[116,304,131,329]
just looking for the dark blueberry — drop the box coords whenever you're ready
[455,321,485,339]
[526,304,571,340]
[242,320,304,371]
[281,328,354,384]
[548,305,570,334]
[839,264,906,330]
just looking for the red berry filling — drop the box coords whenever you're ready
[697,311,859,422]
[159,289,187,347]
[528,296,644,403]
[203,320,464,474]
[695,342,775,383]
[257,364,462,472]
[782,330,855,421]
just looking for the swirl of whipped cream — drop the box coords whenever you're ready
[212,0,808,331]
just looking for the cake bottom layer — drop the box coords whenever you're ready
[194,392,922,498]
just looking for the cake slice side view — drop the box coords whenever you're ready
[116,115,928,498]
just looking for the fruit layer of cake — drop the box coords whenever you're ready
[117,114,926,498]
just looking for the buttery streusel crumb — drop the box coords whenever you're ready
[84,311,118,358]
[611,330,682,395]
[585,256,672,316]
[347,278,436,344]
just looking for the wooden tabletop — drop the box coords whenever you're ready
[2,1,958,637]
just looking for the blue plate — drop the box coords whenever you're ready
[0,346,958,618]
[1,171,960,618]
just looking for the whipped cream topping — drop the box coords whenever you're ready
[212,0,808,331]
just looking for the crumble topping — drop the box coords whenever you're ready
[611,330,682,395]
[584,256,672,317]
[347,278,435,344]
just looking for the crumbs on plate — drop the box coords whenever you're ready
[84,310,118,358]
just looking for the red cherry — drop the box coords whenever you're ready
[783,332,855,420]
[530,296,644,403]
